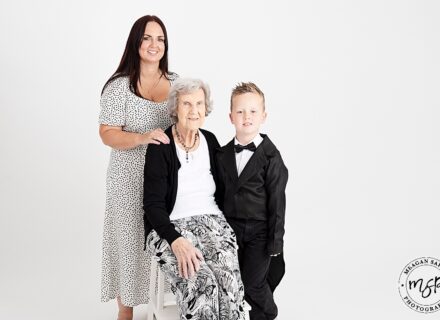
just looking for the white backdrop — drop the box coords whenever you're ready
[0,1,439,319]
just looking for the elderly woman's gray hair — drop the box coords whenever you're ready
[167,78,213,122]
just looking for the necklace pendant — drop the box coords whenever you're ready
[175,124,198,164]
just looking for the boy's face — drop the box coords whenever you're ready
[230,92,267,138]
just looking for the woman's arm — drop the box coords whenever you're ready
[143,142,204,279]
[99,77,169,150]
[99,125,169,150]
[143,143,181,243]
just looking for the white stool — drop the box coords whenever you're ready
[148,257,251,320]
[148,257,179,320]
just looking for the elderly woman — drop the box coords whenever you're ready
[143,78,246,319]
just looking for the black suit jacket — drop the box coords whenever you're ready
[143,126,221,246]
[216,134,288,255]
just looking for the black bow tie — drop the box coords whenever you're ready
[234,142,257,153]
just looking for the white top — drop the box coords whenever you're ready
[234,134,263,176]
[170,132,222,220]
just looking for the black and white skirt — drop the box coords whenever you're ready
[147,214,246,320]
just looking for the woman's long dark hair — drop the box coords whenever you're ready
[101,15,170,96]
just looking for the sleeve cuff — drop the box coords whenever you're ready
[164,228,182,246]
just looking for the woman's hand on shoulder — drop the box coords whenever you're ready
[99,125,169,150]
[171,237,204,279]
[139,128,170,146]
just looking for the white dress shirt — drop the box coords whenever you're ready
[234,134,263,176]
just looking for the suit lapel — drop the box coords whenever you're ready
[221,140,239,184]
[237,144,266,188]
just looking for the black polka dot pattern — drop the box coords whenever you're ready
[99,74,178,306]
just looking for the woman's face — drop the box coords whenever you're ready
[175,89,206,131]
[138,21,165,64]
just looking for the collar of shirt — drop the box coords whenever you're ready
[234,133,263,149]
[234,134,263,176]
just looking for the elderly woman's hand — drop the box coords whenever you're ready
[171,237,204,279]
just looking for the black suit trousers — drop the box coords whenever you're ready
[228,218,278,320]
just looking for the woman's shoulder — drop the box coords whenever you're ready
[200,129,219,146]
[102,76,130,94]
[200,128,215,137]
[146,140,173,161]
[148,125,174,153]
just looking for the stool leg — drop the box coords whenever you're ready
[157,266,165,311]
[148,258,158,320]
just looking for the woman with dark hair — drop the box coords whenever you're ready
[99,15,178,320]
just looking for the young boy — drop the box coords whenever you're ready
[216,82,288,320]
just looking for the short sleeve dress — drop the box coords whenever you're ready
[99,74,178,306]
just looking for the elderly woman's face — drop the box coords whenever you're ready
[176,88,206,131]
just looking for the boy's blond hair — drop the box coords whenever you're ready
[230,82,265,111]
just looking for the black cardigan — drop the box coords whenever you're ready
[143,126,222,247]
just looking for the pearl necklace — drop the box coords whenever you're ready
[174,124,199,163]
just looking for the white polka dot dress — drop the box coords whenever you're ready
[99,74,178,306]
